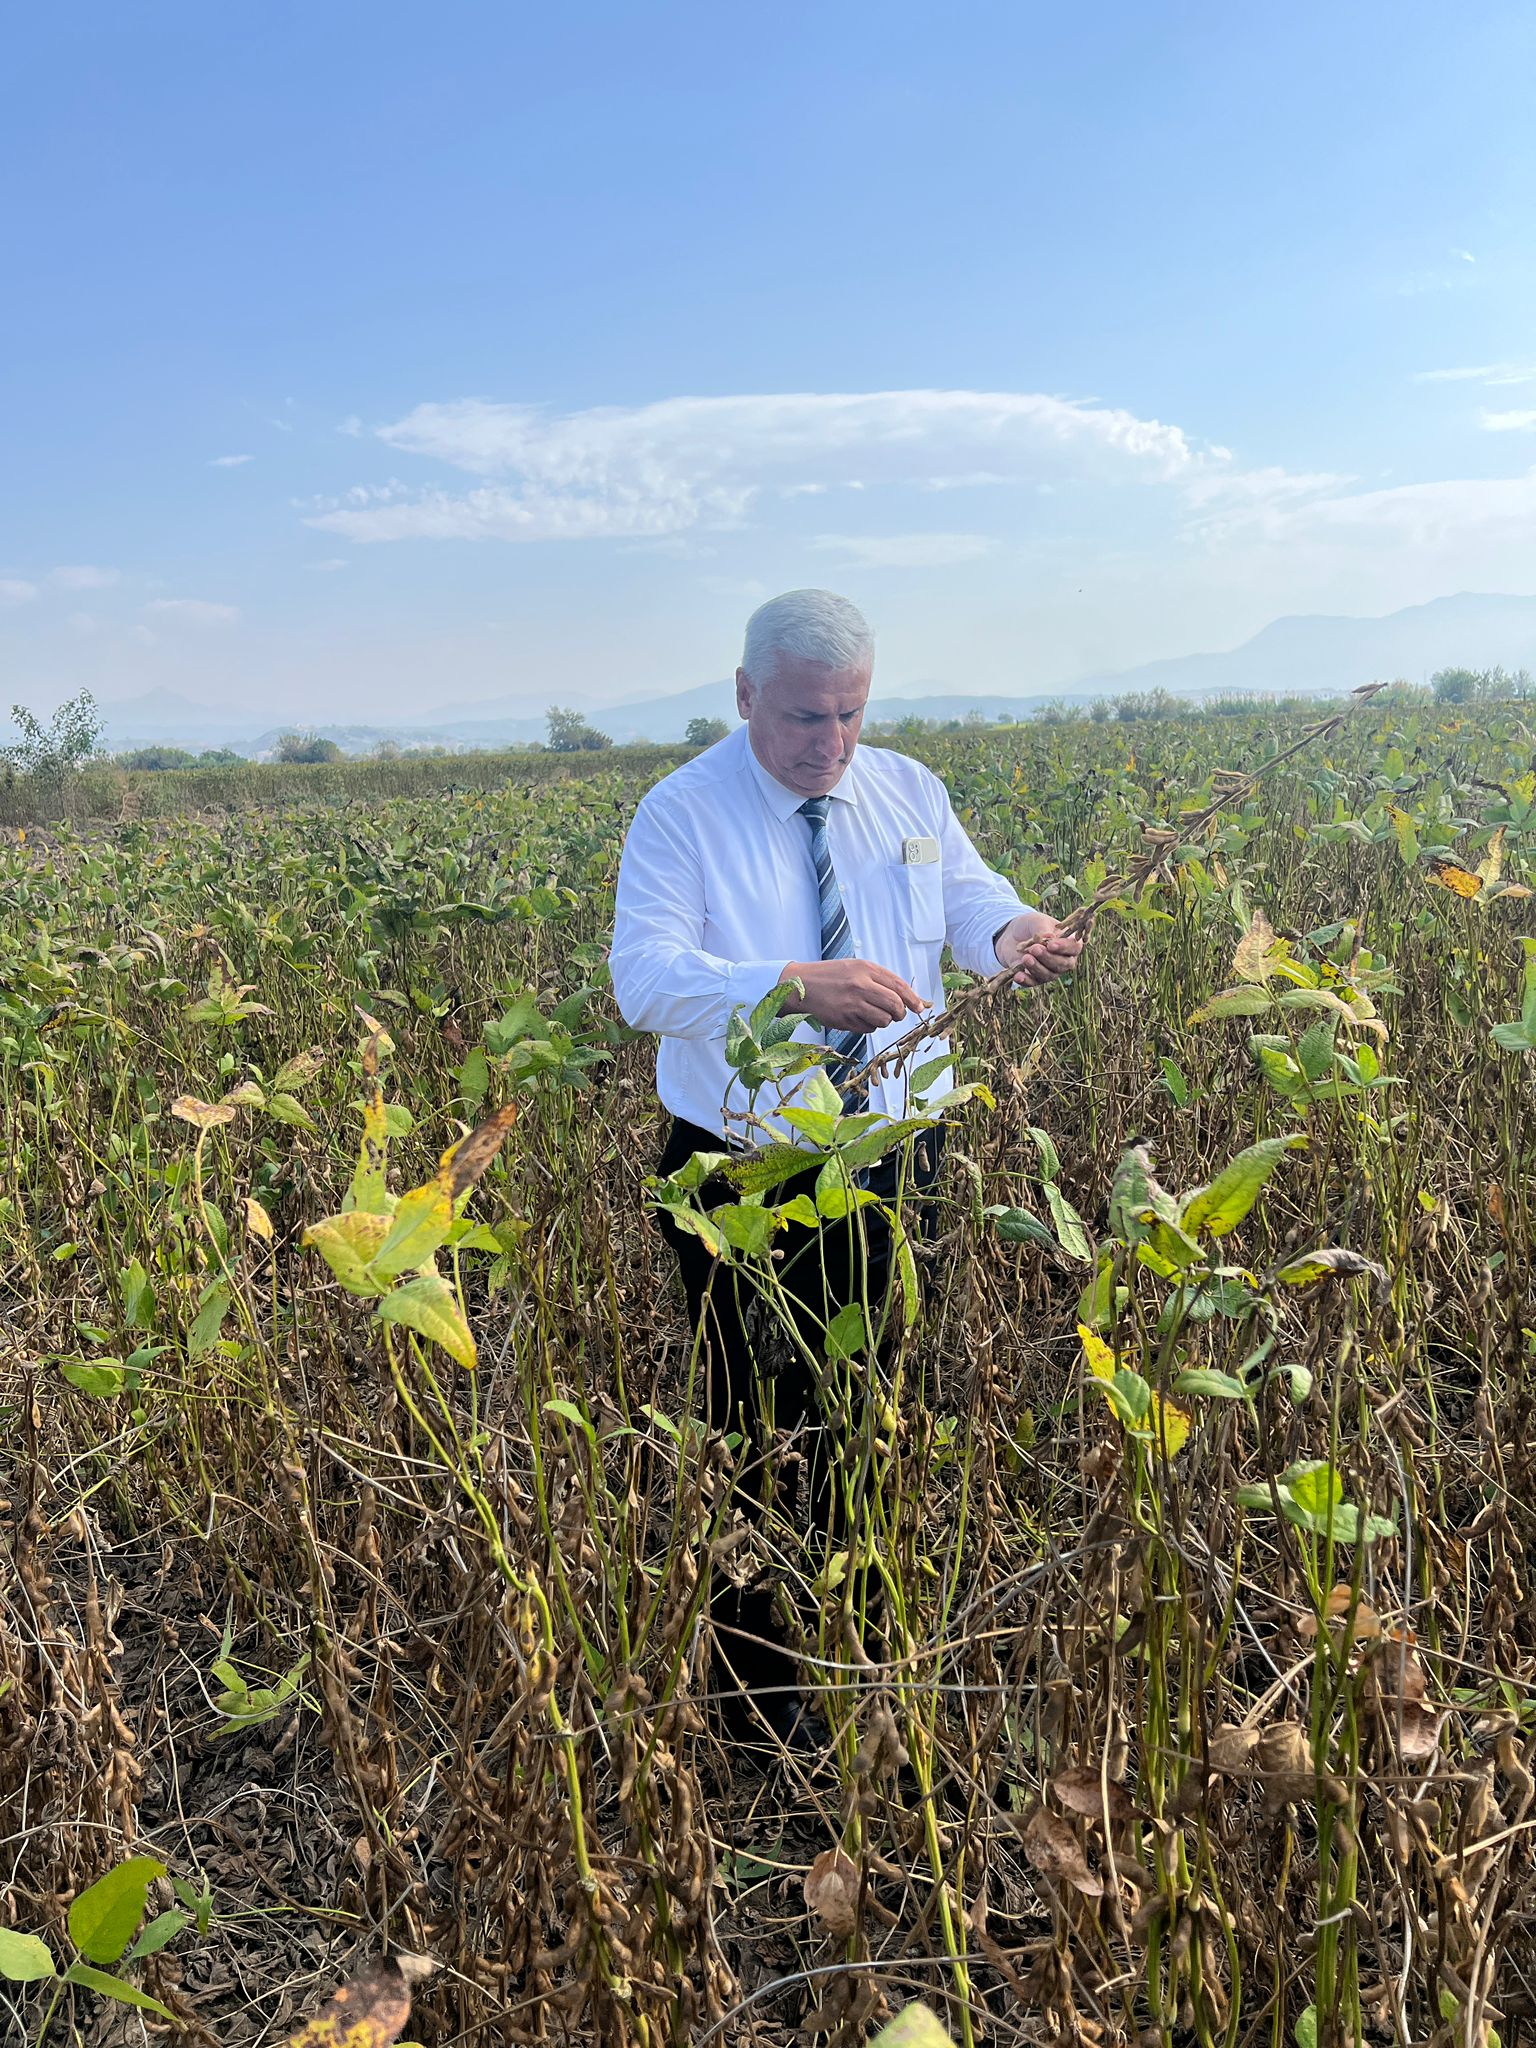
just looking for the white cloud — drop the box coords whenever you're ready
[1414,362,1536,387]
[144,598,241,625]
[51,564,120,589]
[1196,467,1536,547]
[1183,465,1353,512]
[309,557,350,572]
[67,612,99,635]
[1480,409,1536,433]
[306,388,1195,544]
[0,578,39,606]
[211,453,253,467]
[814,531,998,569]
[1452,248,1477,264]
[337,416,364,437]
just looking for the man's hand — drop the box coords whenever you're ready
[778,959,925,1033]
[994,910,1084,989]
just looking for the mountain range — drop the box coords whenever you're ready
[31,592,1536,756]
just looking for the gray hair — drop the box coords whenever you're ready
[740,589,874,687]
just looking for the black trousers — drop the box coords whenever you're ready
[654,1114,945,1700]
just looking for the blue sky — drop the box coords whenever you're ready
[3,0,1534,720]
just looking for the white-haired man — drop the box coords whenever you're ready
[610,590,1082,1732]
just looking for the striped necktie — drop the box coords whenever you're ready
[797,795,868,1107]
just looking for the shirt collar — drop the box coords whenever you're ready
[741,731,863,820]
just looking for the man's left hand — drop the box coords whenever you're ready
[994,910,1084,988]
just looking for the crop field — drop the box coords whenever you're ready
[3,703,1536,2048]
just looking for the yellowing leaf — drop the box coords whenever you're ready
[1148,1392,1192,1455]
[303,1211,391,1296]
[284,1957,429,2048]
[371,1176,454,1280]
[1077,1322,1116,1380]
[245,1196,273,1242]
[344,1080,393,1216]
[376,1273,477,1368]
[1426,859,1483,900]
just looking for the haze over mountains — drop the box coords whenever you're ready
[53,592,1536,756]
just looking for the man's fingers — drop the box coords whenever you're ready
[866,963,925,1012]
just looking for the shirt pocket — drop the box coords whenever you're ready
[898,859,946,943]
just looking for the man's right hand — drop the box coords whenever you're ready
[777,959,925,1033]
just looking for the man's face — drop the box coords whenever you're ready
[736,655,872,798]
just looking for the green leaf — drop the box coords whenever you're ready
[838,1116,932,1173]
[1254,1043,1309,1097]
[60,1361,127,1398]
[1296,1017,1337,1082]
[303,1211,391,1295]
[187,1284,230,1359]
[774,1192,822,1229]
[62,1963,174,2019]
[1028,1125,1061,1181]
[986,1205,1056,1250]
[748,979,796,1039]
[68,1856,167,1965]
[909,1052,953,1096]
[1158,1056,1190,1106]
[544,1397,597,1445]
[894,1228,920,1329]
[1094,1368,1151,1431]
[730,1142,819,1196]
[1491,1020,1535,1052]
[371,1175,455,1279]
[1181,1136,1304,1238]
[1044,1182,1092,1263]
[264,1091,316,1129]
[119,1258,155,1329]
[484,992,547,1055]
[1077,1256,1127,1332]
[458,1046,491,1107]
[1295,2005,1318,2048]
[1171,1368,1252,1401]
[377,1273,477,1368]
[714,1203,777,1256]
[659,1204,726,1257]
[780,1106,840,1147]
[798,1067,844,1119]
[1189,985,1274,1024]
[825,1303,868,1360]
[0,1929,56,1981]
[1285,1459,1344,1519]
[870,2002,959,2047]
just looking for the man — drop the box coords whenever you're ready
[609,590,1082,1729]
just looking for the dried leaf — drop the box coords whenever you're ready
[1234,908,1283,984]
[804,1847,861,1938]
[171,1095,236,1130]
[284,1955,432,2048]
[441,1102,518,1199]
[1052,1765,1132,1826]
[1206,1724,1261,1775]
[1024,1807,1104,1897]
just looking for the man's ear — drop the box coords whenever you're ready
[734,667,755,720]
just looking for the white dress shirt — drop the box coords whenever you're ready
[609,724,1028,1144]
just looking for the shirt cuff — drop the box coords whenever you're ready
[725,959,794,1028]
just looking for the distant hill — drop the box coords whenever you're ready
[1063,591,1536,704]
[50,591,1536,756]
